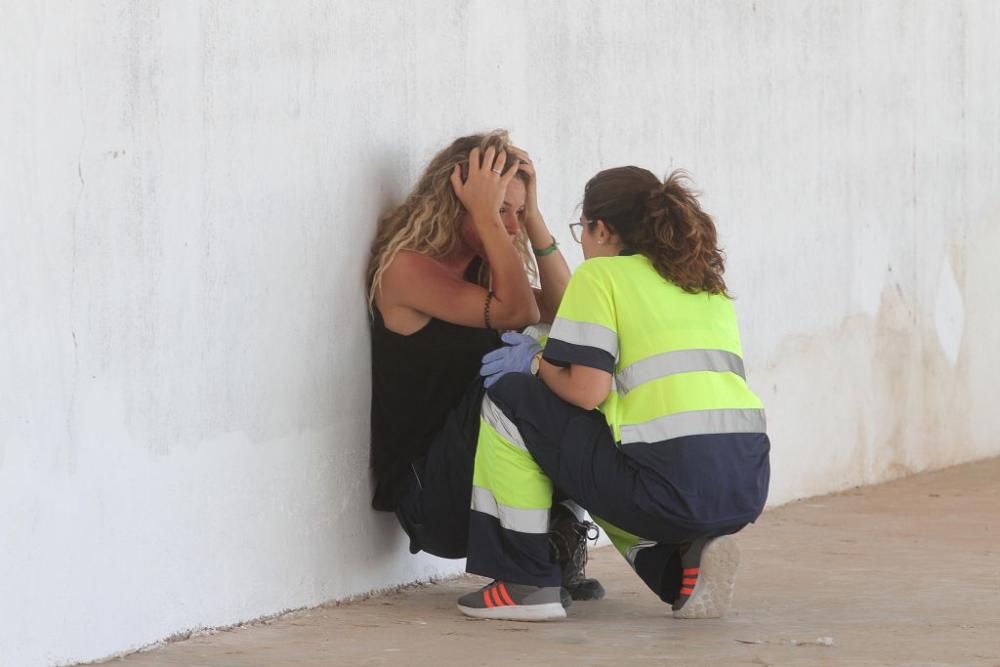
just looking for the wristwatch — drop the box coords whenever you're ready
[530,352,542,376]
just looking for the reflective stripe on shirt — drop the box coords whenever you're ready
[549,317,618,360]
[620,408,767,445]
[616,348,746,396]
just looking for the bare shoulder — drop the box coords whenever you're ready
[381,250,453,295]
[379,250,466,310]
[385,249,448,278]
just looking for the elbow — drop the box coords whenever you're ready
[571,377,612,412]
[522,301,542,327]
[491,300,541,330]
[575,392,607,412]
[540,363,612,411]
[565,383,611,411]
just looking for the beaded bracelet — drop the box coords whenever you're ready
[484,289,496,330]
[532,237,559,257]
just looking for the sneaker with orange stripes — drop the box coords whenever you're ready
[457,581,566,621]
[671,535,741,619]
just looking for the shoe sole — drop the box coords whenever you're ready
[673,536,740,619]
[567,580,606,601]
[457,602,567,622]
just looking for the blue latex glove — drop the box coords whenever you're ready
[480,332,542,389]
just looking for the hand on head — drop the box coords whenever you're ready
[508,145,541,225]
[450,147,521,223]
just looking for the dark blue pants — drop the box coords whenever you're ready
[483,373,757,602]
[395,381,484,559]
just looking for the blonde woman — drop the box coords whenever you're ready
[367,131,603,600]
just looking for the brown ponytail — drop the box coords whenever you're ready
[582,167,729,297]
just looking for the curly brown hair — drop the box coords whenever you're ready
[582,167,729,297]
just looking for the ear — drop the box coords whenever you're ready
[593,219,617,243]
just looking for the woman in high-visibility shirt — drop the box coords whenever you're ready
[458,166,771,622]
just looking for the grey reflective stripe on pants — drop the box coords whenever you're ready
[481,395,527,450]
[550,317,619,359]
[620,408,767,445]
[625,540,659,568]
[471,485,550,534]
[616,348,746,396]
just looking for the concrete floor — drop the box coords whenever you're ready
[102,459,1000,666]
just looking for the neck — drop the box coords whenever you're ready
[438,239,479,277]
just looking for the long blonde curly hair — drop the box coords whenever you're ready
[366,130,536,312]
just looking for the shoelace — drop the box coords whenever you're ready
[564,520,601,585]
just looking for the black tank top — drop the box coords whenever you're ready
[369,302,500,511]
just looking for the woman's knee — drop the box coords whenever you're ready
[487,372,553,415]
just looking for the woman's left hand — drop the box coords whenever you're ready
[480,332,542,389]
[509,146,542,227]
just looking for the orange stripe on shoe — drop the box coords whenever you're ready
[483,589,495,608]
[497,582,515,607]
[490,587,504,607]
[682,577,698,585]
[679,587,694,595]
[683,567,700,575]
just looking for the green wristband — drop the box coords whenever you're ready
[532,238,559,257]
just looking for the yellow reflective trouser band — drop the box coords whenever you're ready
[592,517,656,569]
[471,399,552,535]
[616,348,746,395]
[620,407,767,445]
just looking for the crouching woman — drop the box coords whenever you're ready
[459,167,770,621]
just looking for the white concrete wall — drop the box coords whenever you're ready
[2,1,997,664]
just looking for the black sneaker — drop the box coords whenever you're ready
[549,503,606,601]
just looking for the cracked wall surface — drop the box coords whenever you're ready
[1,2,998,665]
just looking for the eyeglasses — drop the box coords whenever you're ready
[569,219,592,243]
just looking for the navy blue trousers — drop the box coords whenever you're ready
[483,373,758,603]
[394,381,484,559]
[397,373,765,603]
